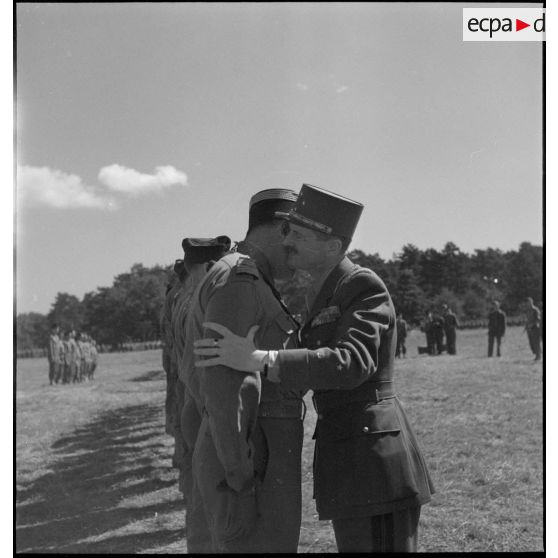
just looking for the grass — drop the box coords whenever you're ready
[15,326,543,553]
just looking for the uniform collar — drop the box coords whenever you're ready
[236,240,274,282]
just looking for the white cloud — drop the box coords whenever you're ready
[17,165,115,210]
[296,82,309,92]
[336,85,349,94]
[98,164,187,195]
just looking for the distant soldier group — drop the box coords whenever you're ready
[421,305,460,355]
[47,324,99,385]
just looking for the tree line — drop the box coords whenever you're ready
[16,241,542,352]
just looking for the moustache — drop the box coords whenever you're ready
[284,246,298,256]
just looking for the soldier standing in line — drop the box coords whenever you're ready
[170,236,230,550]
[182,189,303,553]
[395,314,408,358]
[76,333,88,383]
[442,305,459,355]
[487,300,506,357]
[89,338,99,380]
[61,331,71,384]
[524,297,542,361]
[67,330,81,384]
[160,259,188,452]
[47,324,63,385]
[171,237,230,484]
[195,184,434,553]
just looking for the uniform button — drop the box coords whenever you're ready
[363,426,369,433]
[316,340,321,346]
[336,364,342,371]
[318,414,324,420]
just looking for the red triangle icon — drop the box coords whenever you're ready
[516,19,530,31]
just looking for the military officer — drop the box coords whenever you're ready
[182,188,304,553]
[195,184,435,552]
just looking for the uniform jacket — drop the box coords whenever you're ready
[443,312,459,331]
[488,309,506,337]
[526,306,541,330]
[67,338,81,364]
[48,334,64,363]
[161,277,183,374]
[276,257,434,519]
[182,242,302,493]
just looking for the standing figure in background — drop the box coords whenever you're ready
[61,331,70,384]
[395,314,408,358]
[47,324,63,385]
[487,301,506,357]
[524,297,542,361]
[442,305,459,355]
[67,330,81,384]
[432,311,445,355]
[422,312,436,355]
[89,338,99,380]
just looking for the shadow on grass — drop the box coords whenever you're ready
[16,403,184,553]
[130,370,166,382]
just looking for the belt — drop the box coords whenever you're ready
[312,380,395,413]
[258,398,306,420]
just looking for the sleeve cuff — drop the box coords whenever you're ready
[276,349,310,390]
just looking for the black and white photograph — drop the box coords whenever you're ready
[14,2,544,553]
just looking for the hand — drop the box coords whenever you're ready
[194,322,266,372]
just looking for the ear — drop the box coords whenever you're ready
[327,237,343,256]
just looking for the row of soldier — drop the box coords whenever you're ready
[396,299,542,360]
[159,185,434,553]
[47,324,99,385]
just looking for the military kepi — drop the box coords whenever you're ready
[182,236,231,265]
[248,188,298,231]
[173,258,186,275]
[276,183,364,240]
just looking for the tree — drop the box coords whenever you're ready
[503,242,543,312]
[16,312,49,351]
[47,293,84,333]
[391,269,427,326]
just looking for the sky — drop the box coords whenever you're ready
[15,2,543,315]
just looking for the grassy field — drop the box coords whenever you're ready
[15,326,543,553]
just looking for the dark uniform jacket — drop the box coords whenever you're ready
[488,309,506,337]
[275,257,434,519]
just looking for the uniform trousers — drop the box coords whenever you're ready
[332,505,421,553]
[445,329,457,354]
[488,333,503,357]
[180,393,212,553]
[527,327,542,359]
[192,414,303,553]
